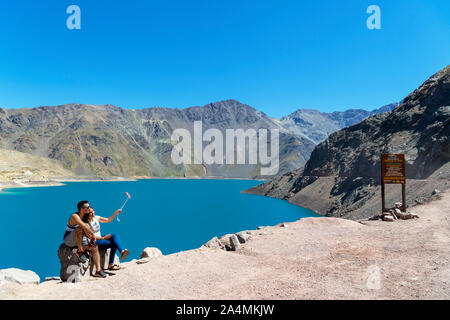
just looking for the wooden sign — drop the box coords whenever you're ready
[381,154,406,212]
[382,154,406,184]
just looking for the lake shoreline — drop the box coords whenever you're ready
[0,175,267,193]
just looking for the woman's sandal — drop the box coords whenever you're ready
[107,264,121,271]
[120,249,129,260]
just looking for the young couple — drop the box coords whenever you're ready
[63,200,129,278]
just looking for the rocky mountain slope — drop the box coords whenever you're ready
[0,100,311,178]
[245,65,450,220]
[278,103,399,144]
[0,100,394,179]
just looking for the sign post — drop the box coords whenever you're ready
[381,154,406,212]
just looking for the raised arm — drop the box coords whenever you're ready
[99,209,122,223]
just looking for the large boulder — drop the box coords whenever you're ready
[0,268,40,285]
[57,244,90,282]
[140,247,162,259]
[57,244,119,282]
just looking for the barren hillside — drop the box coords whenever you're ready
[0,148,73,184]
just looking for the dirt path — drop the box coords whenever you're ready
[1,191,449,299]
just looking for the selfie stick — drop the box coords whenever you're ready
[117,192,131,222]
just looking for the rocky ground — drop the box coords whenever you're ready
[245,163,450,221]
[1,190,449,300]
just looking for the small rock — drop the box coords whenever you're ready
[43,276,60,282]
[257,226,264,230]
[396,211,407,219]
[259,231,268,235]
[140,247,163,259]
[136,258,149,265]
[203,236,225,249]
[402,212,419,220]
[229,235,240,251]
[432,189,441,195]
[235,231,251,244]
[0,268,40,285]
[414,198,424,205]
[280,223,288,228]
[386,209,398,220]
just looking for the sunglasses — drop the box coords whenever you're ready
[82,206,90,209]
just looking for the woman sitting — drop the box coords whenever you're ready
[83,206,129,272]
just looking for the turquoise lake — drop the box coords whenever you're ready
[0,179,317,280]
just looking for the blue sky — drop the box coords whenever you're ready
[0,0,448,117]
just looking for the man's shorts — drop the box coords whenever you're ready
[63,231,78,247]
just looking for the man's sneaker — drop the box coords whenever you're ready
[93,271,107,278]
[76,250,89,263]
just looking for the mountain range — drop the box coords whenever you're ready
[278,103,399,144]
[0,100,396,179]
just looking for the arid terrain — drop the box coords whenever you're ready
[0,148,73,191]
[0,148,137,192]
[1,190,449,300]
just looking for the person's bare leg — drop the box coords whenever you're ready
[75,228,84,252]
[91,246,102,272]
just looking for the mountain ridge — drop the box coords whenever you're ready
[278,103,399,144]
[0,99,397,179]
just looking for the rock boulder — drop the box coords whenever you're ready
[0,268,40,285]
[229,235,241,251]
[57,243,120,282]
[140,247,163,259]
[235,231,252,244]
[203,237,225,250]
[57,244,90,282]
